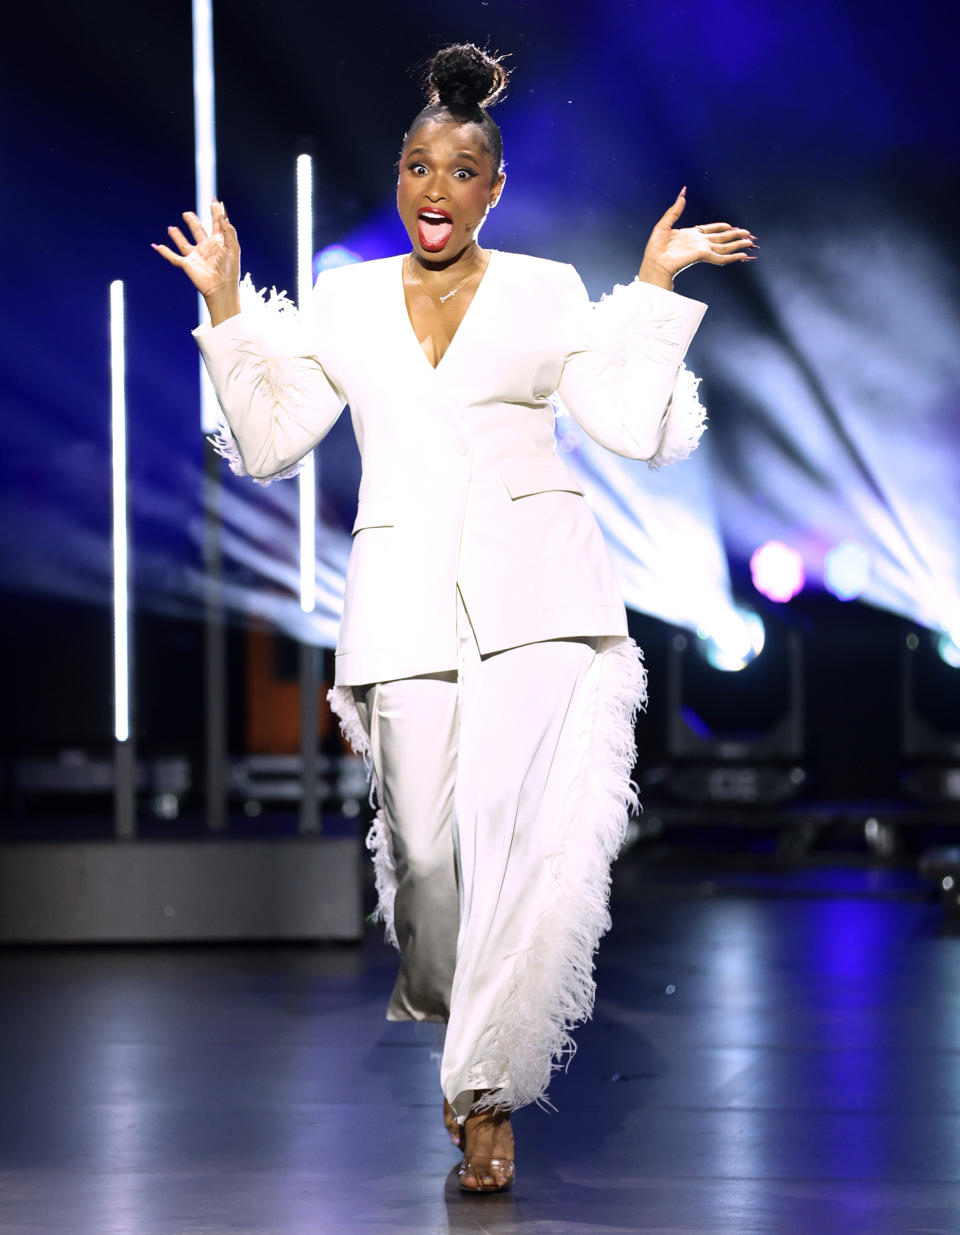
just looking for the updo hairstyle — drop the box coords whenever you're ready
[405,43,511,176]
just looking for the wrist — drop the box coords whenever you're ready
[637,258,675,292]
[203,284,241,327]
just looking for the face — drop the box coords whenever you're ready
[397,117,505,264]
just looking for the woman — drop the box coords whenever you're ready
[154,42,756,1193]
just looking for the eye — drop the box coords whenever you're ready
[454,168,477,181]
[408,162,428,176]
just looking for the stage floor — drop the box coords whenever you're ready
[1,853,958,1234]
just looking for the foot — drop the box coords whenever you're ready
[443,1097,462,1150]
[458,1103,515,1193]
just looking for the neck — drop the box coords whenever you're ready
[409,241,485,279]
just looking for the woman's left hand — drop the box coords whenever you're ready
[639,189,758,287]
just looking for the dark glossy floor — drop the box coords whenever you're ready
[2,851,959,1234]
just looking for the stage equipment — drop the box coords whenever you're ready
[662,619,806,810]
[696,604,766,672]
[228,751,367,819]
[296,152,321,835]
[193,0,217,435]
[824,540,871,601]
[900,626,960,805]
[0,838,362,944]
[918,848,960,932]
[750,540,805,603]
[110,280,134,838]
[938,632,960,669]
[193,0,227,832]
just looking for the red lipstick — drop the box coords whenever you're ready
[417,207,454,252]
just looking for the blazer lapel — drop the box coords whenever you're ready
[395,249,500,377]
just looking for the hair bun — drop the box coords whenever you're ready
[426,43,509,112]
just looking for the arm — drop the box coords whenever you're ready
[193,276,346,482]
[556,265,707,465]
[556,189,756,467]
[154,201,345,483]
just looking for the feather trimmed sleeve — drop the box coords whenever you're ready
[555,265,708,467]
[192,273,346,484]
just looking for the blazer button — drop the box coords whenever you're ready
[455,444,470,457]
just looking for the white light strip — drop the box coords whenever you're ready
[193,0,219,432]
[110,280,130,743]
[297,153,316,613]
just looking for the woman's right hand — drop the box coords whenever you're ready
[152,200,241,322]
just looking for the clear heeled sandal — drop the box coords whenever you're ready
[442,1097,462,1149]
[456,1107,516,1193]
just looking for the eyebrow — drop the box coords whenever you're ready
[406,147,481,164]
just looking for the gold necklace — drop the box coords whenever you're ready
[406,253,486,304]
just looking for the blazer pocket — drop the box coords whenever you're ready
[351,498,396,534]
[501,460,585,500]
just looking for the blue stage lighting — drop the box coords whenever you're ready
[938,633,960,669]
[696,605,766,673]
[313,244,362,281]
[825,540,872,601]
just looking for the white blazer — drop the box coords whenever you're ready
[194,250,707,686]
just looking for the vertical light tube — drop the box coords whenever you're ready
[110,280,129,744]
[194,0,227,831]
[111,280,135,839]
[297,153,316,614]
[296,153,320,834]
[193,0,218,432]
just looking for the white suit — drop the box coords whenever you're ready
[193,250,708,1117]
[194,250,707,685]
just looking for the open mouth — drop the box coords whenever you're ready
[417,209,454,252]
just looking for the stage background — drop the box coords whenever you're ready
[1,0,956,802]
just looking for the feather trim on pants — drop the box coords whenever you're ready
[329,633,647,1113]
[328,684,399,950]
[470,635,647,1112]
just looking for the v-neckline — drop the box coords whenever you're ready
[398,249,499,374]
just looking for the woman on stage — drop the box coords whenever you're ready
[154,42,756,1192]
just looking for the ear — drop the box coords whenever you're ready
[489,172,506,209]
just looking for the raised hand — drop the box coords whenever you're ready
[639,189,758,287]
[152,200,241,315]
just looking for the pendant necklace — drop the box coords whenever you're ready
[406,253,485,305]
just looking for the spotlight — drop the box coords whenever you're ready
[824,540,872,601]
[750,541,805,603]
[313,244,362,280]
[938,633,960,669]
[696,605,766,672]
[664,618,805,806]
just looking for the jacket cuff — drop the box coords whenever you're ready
[591,277,707,365]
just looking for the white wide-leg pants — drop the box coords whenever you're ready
[329,589,647,1119]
